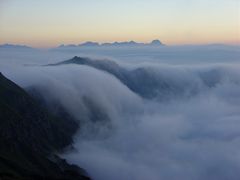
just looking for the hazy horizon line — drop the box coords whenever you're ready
[1,40,239,49]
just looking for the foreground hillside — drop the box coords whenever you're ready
[0,72,90,180]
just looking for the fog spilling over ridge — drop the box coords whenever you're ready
[1,45,240,180]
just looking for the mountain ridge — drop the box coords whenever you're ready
[0,72,90,180]
[58,39,164,48]
[0,44,32,49]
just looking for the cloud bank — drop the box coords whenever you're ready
[1,45,240,180]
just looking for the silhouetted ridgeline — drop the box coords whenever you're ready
[50,56,224,101]
[0,72,90,180]
[57,39,164,48]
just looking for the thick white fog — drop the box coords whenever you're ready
[1,45,240,180]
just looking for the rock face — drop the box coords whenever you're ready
[0,72,90,180]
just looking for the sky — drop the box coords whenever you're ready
[0,0,239,48]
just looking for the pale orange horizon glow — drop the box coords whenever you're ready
[0,0,239,48]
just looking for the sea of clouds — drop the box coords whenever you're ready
[1,45,240,180]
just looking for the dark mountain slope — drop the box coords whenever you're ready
[0,72,90,180]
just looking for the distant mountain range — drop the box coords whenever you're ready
[0,40,164,50]
[1,42,237,50]
[0,43,32,49]
[58,39,164,48]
